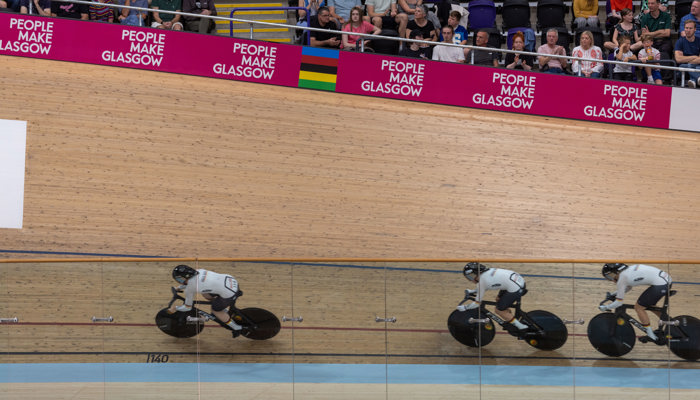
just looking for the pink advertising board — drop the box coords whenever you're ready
[0,13,302,87]
[336,51,673,129]
[0,13,684,130]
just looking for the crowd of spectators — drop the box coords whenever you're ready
[3,0,215,32]
[301,0,699,87]
[2,0,699,86]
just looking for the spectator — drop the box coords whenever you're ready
[679,0,700,39]
[505,31,534,71]
[19,0,51,16]
[439,10,467,45]
[640,0,668,14]
[604,8,642,52]
[341,6,380,50]
[572,30,604,77]
[432,25,465,63]
[4,0,19,12]
[398,0,441,28]
[639,0,672,60]
[606,0,632,27]
[405,5,437,41]
[674,19,700,87]
[328,0,359,26]
[89,0,114,22]
[400,29,432,58]
[151,0,184,30]
[182,0,216,33]
[310,6,341,48]
[116,0,149,26]
[366,0,409,39]
[573,0,599,29]
[638,33,664,84]
[298,0,325,25]
[612,35,637,81]
[397,0,420,20]
[538,28,568,73]
[465,29,500,67]
[51,0,89,19]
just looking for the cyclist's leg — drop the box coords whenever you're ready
[496,290,527,329]
[636,285,666,340]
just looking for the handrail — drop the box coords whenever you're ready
[1,257,699,264]
[229,6,309,45]
[11,0,699,84]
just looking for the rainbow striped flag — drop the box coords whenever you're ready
[298,47,338,91]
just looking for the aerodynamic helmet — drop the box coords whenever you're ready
[463,262,489,282]
[602,263,628,281]
[172,264,198,284]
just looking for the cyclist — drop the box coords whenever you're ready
[599,263,672,342]
[456,262,529,332]
[169,264,243,337]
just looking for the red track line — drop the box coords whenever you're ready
[2,322,591,337]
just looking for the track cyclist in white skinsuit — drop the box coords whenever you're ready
[599,263,672,342]
[457,262,529,332]
[169,264,244,337]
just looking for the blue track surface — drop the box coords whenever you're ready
[1,363,698,388]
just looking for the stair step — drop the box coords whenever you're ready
[215,19,288,24]
[225,27,290,33]
[213,1,295,42]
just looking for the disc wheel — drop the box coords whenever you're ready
[587,312,635,357]
[668,315,700,361]
[447,309,496,348]
[524,310,568,351]
[155,307,204,338]
[231,307,281,340]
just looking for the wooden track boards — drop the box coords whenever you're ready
[1,55,700,260]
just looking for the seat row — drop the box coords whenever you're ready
[467,0,693,33]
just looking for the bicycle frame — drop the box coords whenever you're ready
[602,290,687,342]
[167,287,257,329]
[460,291,541,333]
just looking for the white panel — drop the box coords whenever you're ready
[0,119,27,229]
[668,88,700,132]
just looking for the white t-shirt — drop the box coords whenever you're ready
[365,0,395,14]
[183,269,239,306]
[432,43,465,63]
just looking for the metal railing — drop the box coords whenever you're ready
[229,6,309,45]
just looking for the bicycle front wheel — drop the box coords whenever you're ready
[587,313,635,357]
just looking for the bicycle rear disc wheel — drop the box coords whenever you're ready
[447,309,496,347]
[155,307,205,338]
[525,310,568,351]
[668,315,700,361]
[232,307,281,340]
[587,313,635,357]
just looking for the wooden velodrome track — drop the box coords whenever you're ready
[1,55,700,399]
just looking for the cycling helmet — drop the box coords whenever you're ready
[602,263,628,281]
[463,262,489,281]
[172,264,198,284]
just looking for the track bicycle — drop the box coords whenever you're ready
[155,287,281,340]
[588,290,700,361]
[448,290,569,350]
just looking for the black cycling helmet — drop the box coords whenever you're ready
[602,263,628,281]
[172,264,198,284]
[463,262,489,282]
